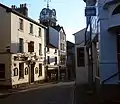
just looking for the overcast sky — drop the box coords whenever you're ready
[0,0,86,43]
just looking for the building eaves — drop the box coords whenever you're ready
[0,3,47,29]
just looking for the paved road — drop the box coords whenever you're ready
[0,82,75,104]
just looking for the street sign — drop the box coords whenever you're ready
[85,6,96,16]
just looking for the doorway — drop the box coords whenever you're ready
[117,34,120,80]
[30,64,35,83]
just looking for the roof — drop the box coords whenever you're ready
[0,3,47,29]
[72,28,86,36]
[52,25,66,35]
[67,41,75,48]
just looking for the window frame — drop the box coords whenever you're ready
[19,63,24,79]
[55,57,57,65]
[13,67,18,76]
[28,41,34,52]
[19,38,24,53]
[19,18,23,30]
[39,43,42,55]
[47,47,49,52]
[39,64,42,76]
[47,56,50,64]
[39,28,41,37]
[30,23,33,34]
[77,47,85,67]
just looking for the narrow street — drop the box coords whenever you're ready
[0,82,75,104]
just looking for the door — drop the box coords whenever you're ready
[31,64,34,83]
[117,34,120,80]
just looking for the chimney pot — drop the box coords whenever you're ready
[24,3,26,7]
[11,5,13,8]
[20,4,22,8]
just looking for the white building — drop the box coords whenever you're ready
[73,26,98,85]
[73,28,88,84]
[0,3,47,88]
[45,26,67,81]
[40,6,67,81]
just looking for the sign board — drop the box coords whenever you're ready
[85,6,96,16]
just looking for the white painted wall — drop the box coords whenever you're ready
[46,47,59,66]
[74,29,88,85]
[0,5,46,86]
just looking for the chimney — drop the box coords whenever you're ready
[11,5,16,9]
[11,3,28,17]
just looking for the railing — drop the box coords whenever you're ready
[102,71,120,84]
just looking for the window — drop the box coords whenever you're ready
[35,67,38,74]
[55,57,57,65]
[39,44,42,55]
[63,44,65,51]
[60,55,66,65]
[0,64,5,78]
[28,41,34,52]
[30,23,33,34]
[19,18,23,30]
[39,64,42,76]
[63,35,65,40]
[47,47,49,52]
[19,38,24,53]
[19,63,24,79]
[61,43,62,50]
[55,49,57,53]
[13,68,18,76]
[77,47,85,67]
[25,67,28,75]
[39,28,41,37]
[47,56,50,64]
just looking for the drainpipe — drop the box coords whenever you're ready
[44,28,47,81]
[89,16,93,85]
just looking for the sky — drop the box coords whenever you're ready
[0,0,86,43]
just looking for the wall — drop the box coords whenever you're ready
[46,47,59,66]
[75,44,88,84]
[74,29,89,84]
[0,6,11,86]
[0,6,11,52]
[98,0,119,84]
[0,54,11,86]
[59,29,67,66]
[10,12,46,85]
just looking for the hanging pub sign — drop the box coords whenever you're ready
[85,6,96,16]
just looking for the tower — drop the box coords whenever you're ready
[39,0,57,27]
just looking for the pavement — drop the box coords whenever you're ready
[0,81,75,104]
